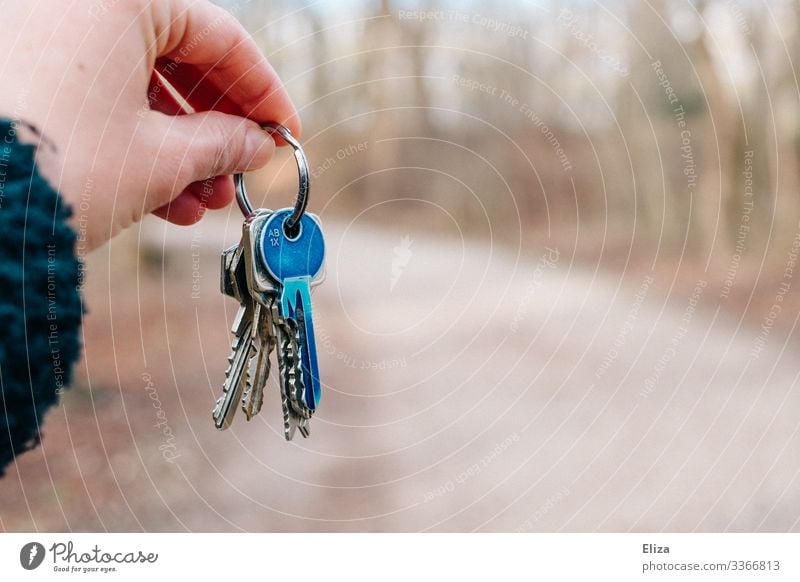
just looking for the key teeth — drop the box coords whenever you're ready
[212,396,225,422]
[280,317,312,420]
[298,417,310,438]
[282,395,295,441]
[241,295,276,422]
[278,330,295,440]
[212,310,254,431]
[213,395,233,430]
[241,375,254,420]
[292,302,314,420]
[279,367,296,441]
[273,298,310,441]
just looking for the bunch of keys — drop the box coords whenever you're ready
[212,122,325,440]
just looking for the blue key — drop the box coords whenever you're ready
[259,208,325,412]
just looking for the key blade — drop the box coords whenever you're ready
[277,329,297,440]
[281,277,321,411]
[272,300,311,439]
[242,300,276,420]
[213,318,254,430]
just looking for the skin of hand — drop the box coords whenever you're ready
[0,0,300,251]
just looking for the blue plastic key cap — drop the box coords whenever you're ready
[260,208,325,411]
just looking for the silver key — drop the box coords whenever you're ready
[271,300,310,440]
[212,298,255,429]
[242,297,276,420]
[240,210,278,421]
[214,242,261,429]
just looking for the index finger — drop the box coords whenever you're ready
[154,0,301,136]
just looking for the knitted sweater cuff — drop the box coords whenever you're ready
[0,118,83,475]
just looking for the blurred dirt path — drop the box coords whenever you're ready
[2,217,799,532]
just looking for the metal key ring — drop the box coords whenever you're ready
[234,122,309,234]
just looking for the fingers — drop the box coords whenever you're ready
[151,176,234,226]
[154,61,297,148]
[152,190,207,225]
[147,70,189,116]
[188,175,235,210]
[145,108,274,215]
[144,0,296,224]
[154,59,239,116]
[154,1,300,135]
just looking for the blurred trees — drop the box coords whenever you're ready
[216,0,800,265]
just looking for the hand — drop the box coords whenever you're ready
[0,0,300,251]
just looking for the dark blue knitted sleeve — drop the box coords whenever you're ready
[0,119,83,476]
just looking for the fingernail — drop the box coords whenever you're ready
[243,125,275,169]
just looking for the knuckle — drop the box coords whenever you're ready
[207,121,235,177]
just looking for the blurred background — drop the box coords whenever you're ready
[2,0,800,532]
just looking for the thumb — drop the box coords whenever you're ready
[147,110,275,208]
